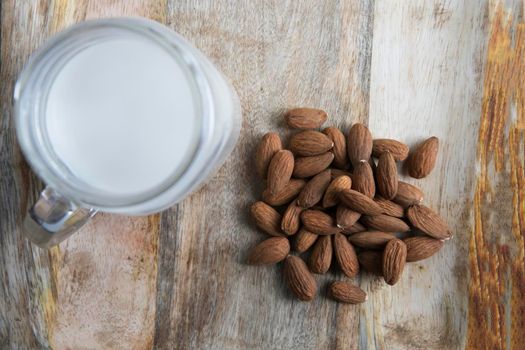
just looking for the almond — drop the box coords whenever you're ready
[255,132,282,178]
[330,168,353,181]
[323,127,348,169]
[267,150,294,194]
[289,130,334,156]
[301,209,341,235]
[376,152,398,199]
[382,238,407,285]
[341,222,366,235]
[347,123,373,167]
[406,205,451,240]
[407,136,439,179]
[393,181,424,208]
[404,236,444,262]
[339,189,383,215]
[308,235,332,274]
[294,228,318,253]
[246,237,290,265]
[352,161,375,198]
[262,179,306,206]
[329,282,367,304]
[333,233,359,277]
[283,255,317,301]
[358,251,383,275]
[375,197,405,218]
[285,108,327,129]
[360,215,410,232]
[293,152,334,178]
[281,201,303,235]
[322,175,352,208]
[250,201,284,236]
[297,169,331,208]
[336,206,361,229]
[372,139,409,161]
[348,231,396,249]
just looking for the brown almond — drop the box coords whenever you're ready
[348,231,396,249]
[250,201,284,237]
[294,229,318,253]
[404,236,444,262]
[336,206,361,229]
[285,108,327,129]
[297,170,331,208]
[330,168,353,181]
[360,215,410,232]
[407,137,439,179]
[382,238,407,285]
[341,222,366,235]
[329,282,367,304]
[375,197,405,218]
[255,132,282,178]
[293,152,334,178]
[283,255,317,301]
[262,179,306,206]
[372,139,409,161]
[267,150,294,194]
[333,233,359,277]
[301,209,341,235]
[358,251,383,275]
[339,189,383,215]
[376,152,398,199]
[347,123,373,167]
[323,127,348,169]
[281,201,303,235]
[308,235,332,274]
[246,237,290,265]
[352,161,375,198]
[322,175,352,208]
[393,181,424,208]
[289,130,334,156]
[406,205,451,240]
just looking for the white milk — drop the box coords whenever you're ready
[45,38,198,196]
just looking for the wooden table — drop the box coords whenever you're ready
[1,1,524,349]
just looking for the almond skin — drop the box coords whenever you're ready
[246,237,290,265]
[336,206,361,229]
[262,179,306,206]
[330,168,353,181]
[372,139,409,161]
[348,231,396,249]
[323,127,348,169]
[329,282,367,304]
[283,255,317,301]
[358,251,383,276]
[352,161,375,198]
[294,228,318,253]
[376,152,398,199]
[393,181,424,208]
[281,201,303,235]
[301,209,341,235]
[382,238,407,285]
[289,130,334,156]
[347,123,373,167]
[333,233,359,277]
[406,205,452,240]
[285,108,327,129]
[308,235,332,274]
[293,152,334,178]
[250,201,284,236]
[341,222,366,235]
[339,189,383,215]
[297,169,331,208]
[374,197,405,218]
[323,175,352,208]
[360,215,410,232]
[256,132,282,178]
[267,150,294,194]
[404,236,444,262]
[407,136,439,179]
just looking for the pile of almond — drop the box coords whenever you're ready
[247,108,451,303]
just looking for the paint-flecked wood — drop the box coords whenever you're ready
[1,1,524,349]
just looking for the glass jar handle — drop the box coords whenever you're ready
[23,187,97,248]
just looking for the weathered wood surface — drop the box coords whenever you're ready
[1,0,524,349]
